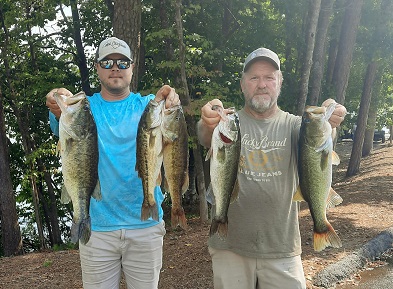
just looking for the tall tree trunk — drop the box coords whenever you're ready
[159,0,174,61]
[361,0,393,156]
[332,0,364,104]
[0,87,23,257]
[104,0,114,21]
[215,0,239,72]
[346,62,377,177]
[113,0,142,92]
[173,0,207,220]
[194,144,208,223]
[362,74,382,157]
[187,116,208,223]
[326,38,338,86]
[308,0,334,105]
[174,0,190,105]
[296,0,321,115]
[0,7,46,250]
[43,169,62,246]
[70,0,91,95]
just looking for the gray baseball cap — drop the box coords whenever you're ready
[96,37,133,62]
[243,47,280,72]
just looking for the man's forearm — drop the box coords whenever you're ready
[197,120,214,148]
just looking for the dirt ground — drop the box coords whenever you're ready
[1,141,392,289]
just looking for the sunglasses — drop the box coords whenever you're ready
[98,59,132,69]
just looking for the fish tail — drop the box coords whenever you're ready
[209,218,228,237]
[171,207,188,230]
[71,217,91,245]
[141,203,159,221]
[313,222,342,251]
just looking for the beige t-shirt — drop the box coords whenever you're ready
[208,108,303,258]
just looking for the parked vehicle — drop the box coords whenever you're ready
[339,129,386,143]
[373,130,386,143]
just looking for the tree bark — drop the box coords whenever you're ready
[361,0,393,156]
[346,62,377,177]
[308,0,334,105]
[0,86,23,257]
[362,74,381,157]
[0,7,46,250]
[186,115,208,223]
[113,0,142,92]
[296,0,321,115]
[159,0,174,61]
[174,0,190,105]
[70,0,91,95]
[215,0,239,72]
[332,0,364,104]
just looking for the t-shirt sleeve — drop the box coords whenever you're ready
[49,111,60,137]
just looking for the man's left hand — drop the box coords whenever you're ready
[322,98,347,128]
[155,85,181,109]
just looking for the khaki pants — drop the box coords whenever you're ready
[209,247,306,289]
[79,222,166,289]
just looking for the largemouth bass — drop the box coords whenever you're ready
[207,105,241,237]
[136,100,165,221]
[161,104,189,230]
[54,91,101,244]
[294,101,343,251]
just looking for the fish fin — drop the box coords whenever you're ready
[171,206,188,230]
[320,150,330,170]
[209,218,228,238]
[65,138,75,152]
[205,148,213,161]
[324,101,337,120]
[206,183,215,205]
[148,132,157,149]
[313,222,342,251]
[141,203,159,222]
[71,217,91,245]
[292,186,305,202]
[92,180,102,201]
[163,177,169,192]
[56,141,61,156]
[182,173,190,194]
[60,185,71,204]
[217,146,226,162]
[230,179,239,203]
[326,188,343,209]
[156,171,162,187]
[332,150,340,165]
[315,137,332,153]
[331,127,337,140]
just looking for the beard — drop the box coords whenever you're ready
[246,88,280,114]
[101,78,130,94]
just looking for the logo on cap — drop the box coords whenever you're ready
[103,40,127,50]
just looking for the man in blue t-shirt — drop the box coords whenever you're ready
[46,37,180,289]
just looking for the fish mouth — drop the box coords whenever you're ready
[54,91,85,107]
[219,132,232,143]
[305,106,326,114]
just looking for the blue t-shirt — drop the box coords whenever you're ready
[49,92,164,231]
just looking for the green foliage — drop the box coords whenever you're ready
[52,242,75,251]
[1,0,393,253]
[43,259,53,267]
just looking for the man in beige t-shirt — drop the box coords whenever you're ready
[197,47,347,289]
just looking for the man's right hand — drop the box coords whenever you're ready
[46,88,73,119]
[198,98,232,147]
[200,99,225,131]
